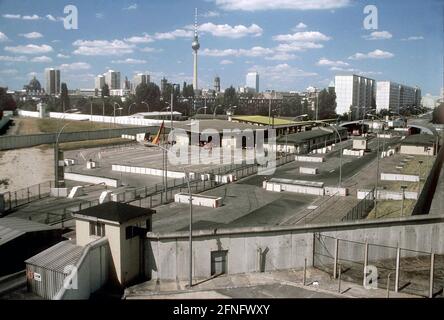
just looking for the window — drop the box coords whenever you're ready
[126,226,137,240]
[89,222,105,237]
[210,250,228,276]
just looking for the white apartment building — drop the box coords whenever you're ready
[105,70,121,90]
[246,72,259,93]
[335,75,375,119]
[376,81,421,112]
[132,73,150,93]
[94,75,105,91]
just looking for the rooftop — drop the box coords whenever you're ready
[0,217,57,246]
[231,115,303,126]
[277,127,346,144]
[401,134,437,146]
[25,240,83,273]
[167,119,259,133]
[73,202,155,224]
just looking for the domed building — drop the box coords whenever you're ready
[24,76,43,94]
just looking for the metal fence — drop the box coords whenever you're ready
[341,188,375,221]
[313,233,444,298]
[2,181,53,212]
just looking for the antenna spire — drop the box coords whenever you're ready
[194,8,198,37]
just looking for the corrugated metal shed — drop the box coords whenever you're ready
[0,217,57,246]
[25,240,83,273]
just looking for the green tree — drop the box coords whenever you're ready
[318,88,337,119]
[432,103,444,124]
[135,82,161,109]
[61,82,70,111]
[223,86,238,107]
[101,83,110,97]
[0,87,16,111]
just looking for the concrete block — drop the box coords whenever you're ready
[68,186,84,199]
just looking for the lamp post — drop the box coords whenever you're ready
[145,142,194,288]
[127,102,136,116]
[418,160,423,191]
[113,102,122,127]
[367,113,384,217]
[141,101,150,112]
[315,120,343,186]
[213,104,222,119]
[400,185,408,217]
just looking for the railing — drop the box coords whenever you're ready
[2,181,53,213]
[341,188,375,221]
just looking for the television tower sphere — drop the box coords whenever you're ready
[192,39,200,51]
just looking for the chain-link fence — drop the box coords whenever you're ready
[341,188,374,221]
[2,181,53,212]
[313,233,444,298]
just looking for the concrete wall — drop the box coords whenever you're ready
[64,172,120,187]
[324,186,348,197]
[299,167,318,175]
[264,181,325,195]
[174,193,222,208]
[400,145,434,156]
[295,156,324,163]
[343,149,364,157]
[381,172,419,182]
[0,126,157,150]
[111,164,193,179]
[357,189,418,200]
[57,239,109,300]
[145,215,444,280]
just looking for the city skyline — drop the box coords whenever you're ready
[0,0,442,95]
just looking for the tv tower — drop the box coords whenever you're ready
[191,8,200,93]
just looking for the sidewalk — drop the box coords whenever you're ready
[124,268,417,299]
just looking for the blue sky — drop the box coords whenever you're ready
[0,0,442,95]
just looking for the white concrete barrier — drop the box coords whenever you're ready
[380,173,419,182]
[264,144,296,154]
[99,190,112,204]
[64,159,75,166]
[324,186,348,196]
[295,156,324,163]
[299,167,318,175]
[357,189,418,200]
[174,193,223,208]
[50,188,69,197]
[343,149,364,157]
[111,164,194,179]
[357,189,373,200]
[65,172,120,187]
[264,178,324,195]
[377,134,392,139]
[86,161,96,169]
[215,174,236,184]
[68,186,84,199]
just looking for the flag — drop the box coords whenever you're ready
[152,121,164,145]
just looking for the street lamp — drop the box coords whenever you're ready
[113,102,122,127]
[127,102,136,116]
[141,101,150,113]
[400,185,408,217]
[145,141,194,288]
[212,104,222,119]
[315,120,343,186]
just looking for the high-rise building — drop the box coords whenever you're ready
[334,74,375,119]
[376,81,422,112]
[246,72,259,93]
[191,8,200,93]
[214,76,220,92]
[95,75,105,90]
[45,68,60,95]
[104,70,121,90]
[160,77,168,94]
[132,73,150,92]
[124,76,131,90]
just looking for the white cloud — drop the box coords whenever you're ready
[0,69,18,75]
[275,41,324,52]
[214,0,351,11]
[4,44,53,54]
[59,62,91,70]
[2,14,21,19]
[0,55,27,62]
[250,63,317,89]
[20,32,43,39]
[198,22,263,38]
[72,39,134,56]
[123,4,138,10]
[124,33,154,44]
[154,29,194,40]
[273,31,331,42]
[139,47,162,52]
[363,30,392,40]
[317,58,349,67]
[57,53,70,58]
[294,22,307,30]
[265,52,297,61]
[220,59,233,64]
[201,11,220,17]
[0,32,8,42]
[330,66,382,76]
[31,56,52,62]
[111,58,147,64]
[96,13,104,19]
[46,14,56,21]
[201,46,273,57]
[22,14,41,20]
[348,49,394,60]
[401,36,424,41]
